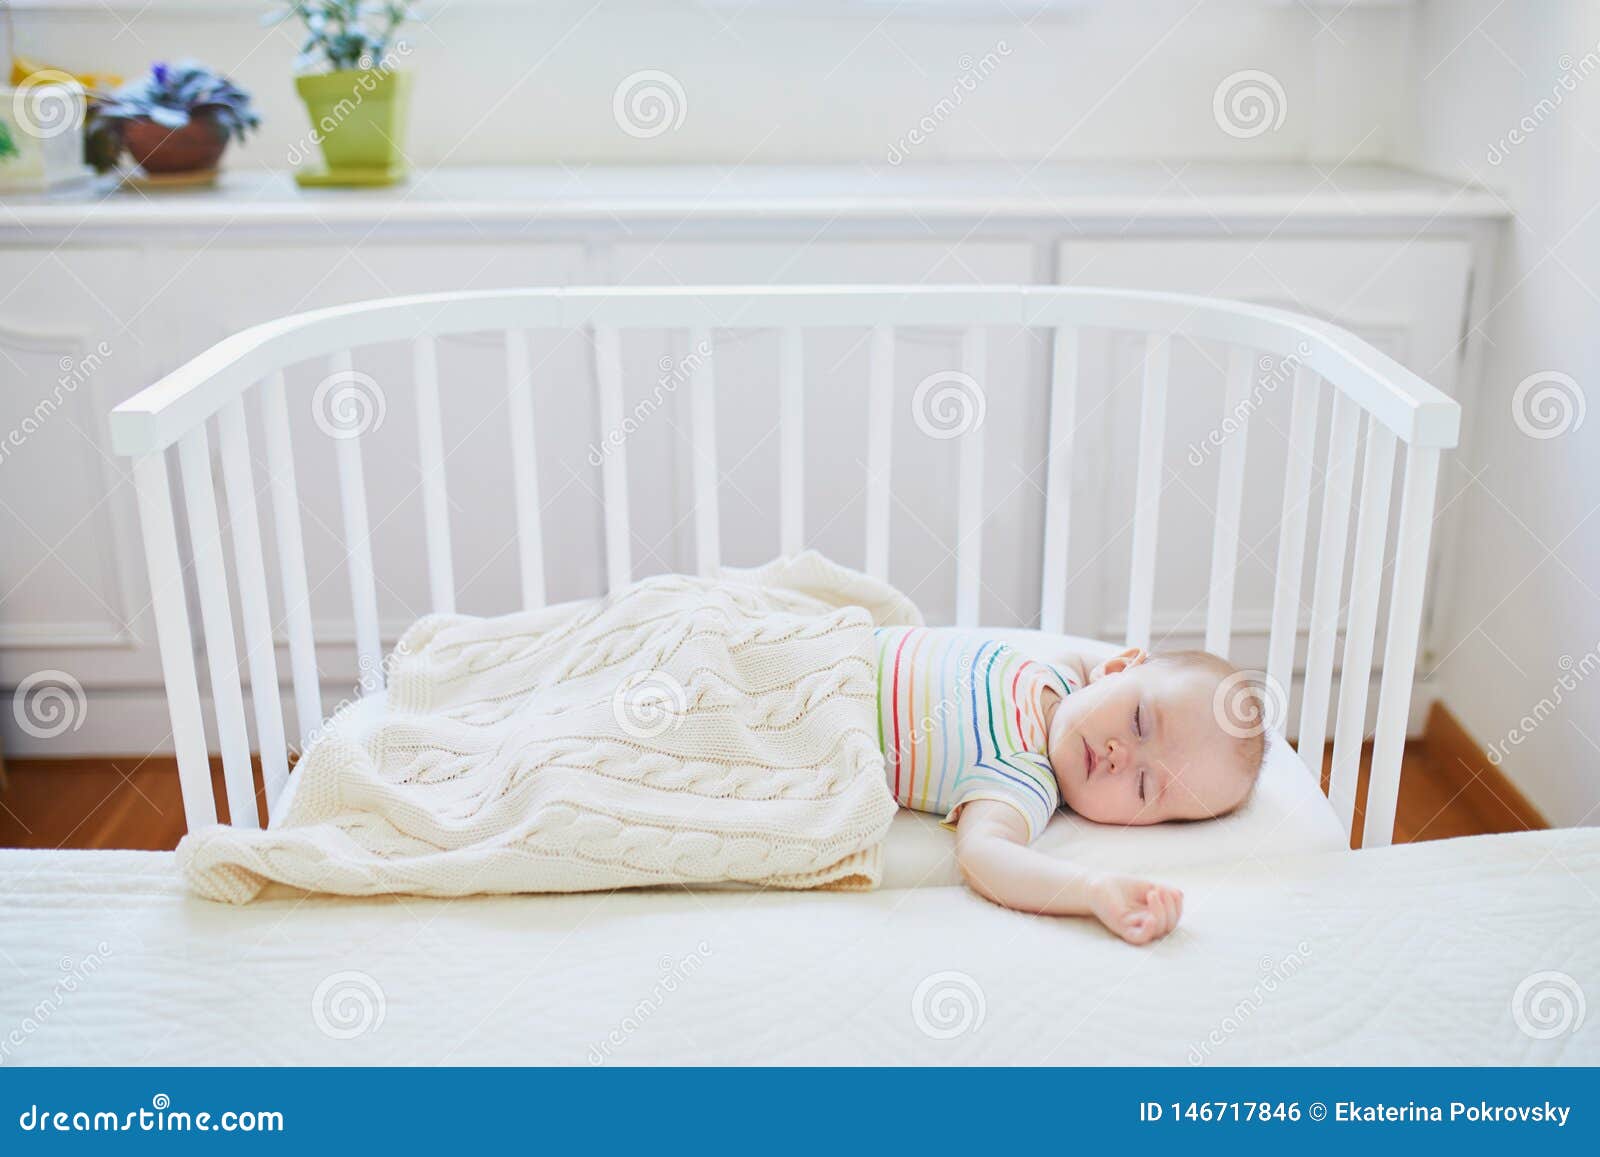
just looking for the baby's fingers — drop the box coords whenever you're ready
[1121,910,1157,945]
[1146,886,1182,935]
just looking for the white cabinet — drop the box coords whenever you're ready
[0,165,1500,753]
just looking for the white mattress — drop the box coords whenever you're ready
[2,828,1596,1065]
[6,624,1579,1065]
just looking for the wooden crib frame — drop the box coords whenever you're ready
[109,285,1459,849]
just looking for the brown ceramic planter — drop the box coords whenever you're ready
[121,115,229,174]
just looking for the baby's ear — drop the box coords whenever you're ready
[1087,646,1148,684]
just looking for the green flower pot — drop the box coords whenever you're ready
[293,68,411,186]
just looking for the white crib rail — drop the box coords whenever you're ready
[109,285,1457,843]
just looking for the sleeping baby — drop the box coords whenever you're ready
[874,627,1267,946]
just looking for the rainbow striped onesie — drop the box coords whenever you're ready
[873,626,1080,843]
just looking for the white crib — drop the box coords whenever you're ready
[109,286,1458,851]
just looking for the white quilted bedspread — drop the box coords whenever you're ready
[2,828,1596,1065]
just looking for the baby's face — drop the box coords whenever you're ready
[1047,658,1252,825]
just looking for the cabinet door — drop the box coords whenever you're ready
[0,248,155,752]
[604,239,1041,626]
[1055,237,1472,681]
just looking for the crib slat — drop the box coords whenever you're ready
[414,335,456,614]
[259,373,321,750]
[505,328,546,608]
[1329,419,1396,836]
[689,327,721,576]
[954,327,987,628]
[1204,348,1254,658]
[1265,366,1321,703]
[779,326,804,557]
[593,325,632,592]
[1125,333,1170,651]
[132,452,217,830]
[329,351,383,692]
[1296,390,1360,771]
[217,396,290,812]
[1362,445,1441,849]
[865,325,894,582]
[1039,326,1079,636]
[177,426,258,830]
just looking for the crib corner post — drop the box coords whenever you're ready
[1361,444,1442,850]
[131,450,217,833]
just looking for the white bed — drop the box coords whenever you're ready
[2,827,1595,1065]
[8,654,1510,1068]
[13,282,1558,1067]
[2,652,1586,1067]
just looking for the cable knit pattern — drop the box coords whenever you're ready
[178,552,921,904]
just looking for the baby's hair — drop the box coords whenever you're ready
[1146,649,1268,812]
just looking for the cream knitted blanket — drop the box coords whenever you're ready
[178,553,919,904]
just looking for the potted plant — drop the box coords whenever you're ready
[269,1,417,186]
[0,7,99,191]
[85,61,259,181]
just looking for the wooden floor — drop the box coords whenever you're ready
[1318,704,1546,848]
[0,756,269,851]
[0,704,1545,852]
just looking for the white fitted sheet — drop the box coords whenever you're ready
[1,828,1595,1065]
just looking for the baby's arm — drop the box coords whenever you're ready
[953,800,1183,945]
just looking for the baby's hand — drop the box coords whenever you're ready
[1088,875,1183,945]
